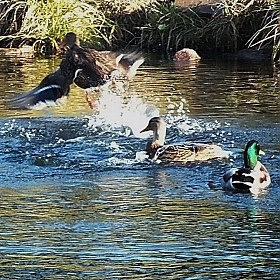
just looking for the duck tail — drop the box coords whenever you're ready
[117,51,144,78]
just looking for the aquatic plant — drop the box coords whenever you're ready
[205,0,279,54]
[0,0,278,58]
[0,0,164,53]
[139,1,205,51]
[247,1,280,61]
[139,0,279,55]
[0,0,116,54]
[0,0,26,36]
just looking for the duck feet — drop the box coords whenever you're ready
[85,91,95,109]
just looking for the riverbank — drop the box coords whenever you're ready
[0,0,279,62]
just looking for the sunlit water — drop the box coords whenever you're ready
[0,53,279,279]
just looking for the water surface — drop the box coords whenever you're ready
[0,53,279,279]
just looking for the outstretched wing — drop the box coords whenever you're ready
[7,69,71,109]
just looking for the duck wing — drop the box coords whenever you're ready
[222,167,254,193]
[231,168,255,192]
[72,48,144,89]
[7,68,71,109]
[113,51,144,78]
[154,143,230,163]
[154,144,197,163]
[91,50,144,78]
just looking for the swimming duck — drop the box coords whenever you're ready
[140,117,231,163]
[7,32,144,109]
[221,140,271,195]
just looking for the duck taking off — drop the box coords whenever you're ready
[221,140,271,195]
[58,32,144,89]
[7,32,144,109]
[140,117,231,163]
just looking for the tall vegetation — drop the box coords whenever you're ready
[139,2,205,51]
[0,0,279,61]
[0,0,118,53]
[139,0,280,58]
[247,1,280,61]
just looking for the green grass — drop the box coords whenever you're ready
[0,0,279,60]
[0,0,117,53]
[247,1,280,61]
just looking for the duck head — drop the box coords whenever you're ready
[59,32,80,49]
[244,140,265,169]
[140,117,166,146]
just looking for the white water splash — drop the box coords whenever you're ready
[87,90,159,138]
[85,86,225,145]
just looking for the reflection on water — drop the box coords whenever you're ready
[0,53,279,279]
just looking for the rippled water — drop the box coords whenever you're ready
[0,53,279,279]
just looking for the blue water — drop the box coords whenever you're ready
[0,54,279,279]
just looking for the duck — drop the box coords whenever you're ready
[221,140,271,195]
[140,117,231,163]
[7,32,144,109]
[59,32,144,90]
[6,67,78,109]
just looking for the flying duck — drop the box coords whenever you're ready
[7,32,144,109]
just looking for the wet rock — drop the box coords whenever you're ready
[174,48,201,61]
[234,48,272,62]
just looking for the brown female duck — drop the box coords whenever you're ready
[7,32,144,109]
[59,32,144,88]
[140,117,231,163]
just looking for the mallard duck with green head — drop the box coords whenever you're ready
[222,140,271,194]
[140,117,231,163]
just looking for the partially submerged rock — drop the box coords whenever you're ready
[174,48,201,61]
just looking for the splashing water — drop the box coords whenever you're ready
[85,85,225,141]
[87,90,159,138]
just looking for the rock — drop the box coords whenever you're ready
[174,48,201,61]
[234,48,271,62]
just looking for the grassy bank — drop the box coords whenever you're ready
[0,0,279,60]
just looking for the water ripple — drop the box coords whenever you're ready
[0,55,279,279]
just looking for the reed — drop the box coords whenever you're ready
[0,1,26,36]
[203,0,279,53]
[139,0,279,54]
[0,0,279,59]
[0,0,116,54]
[247,1,280,61]
[139,2,205,51]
